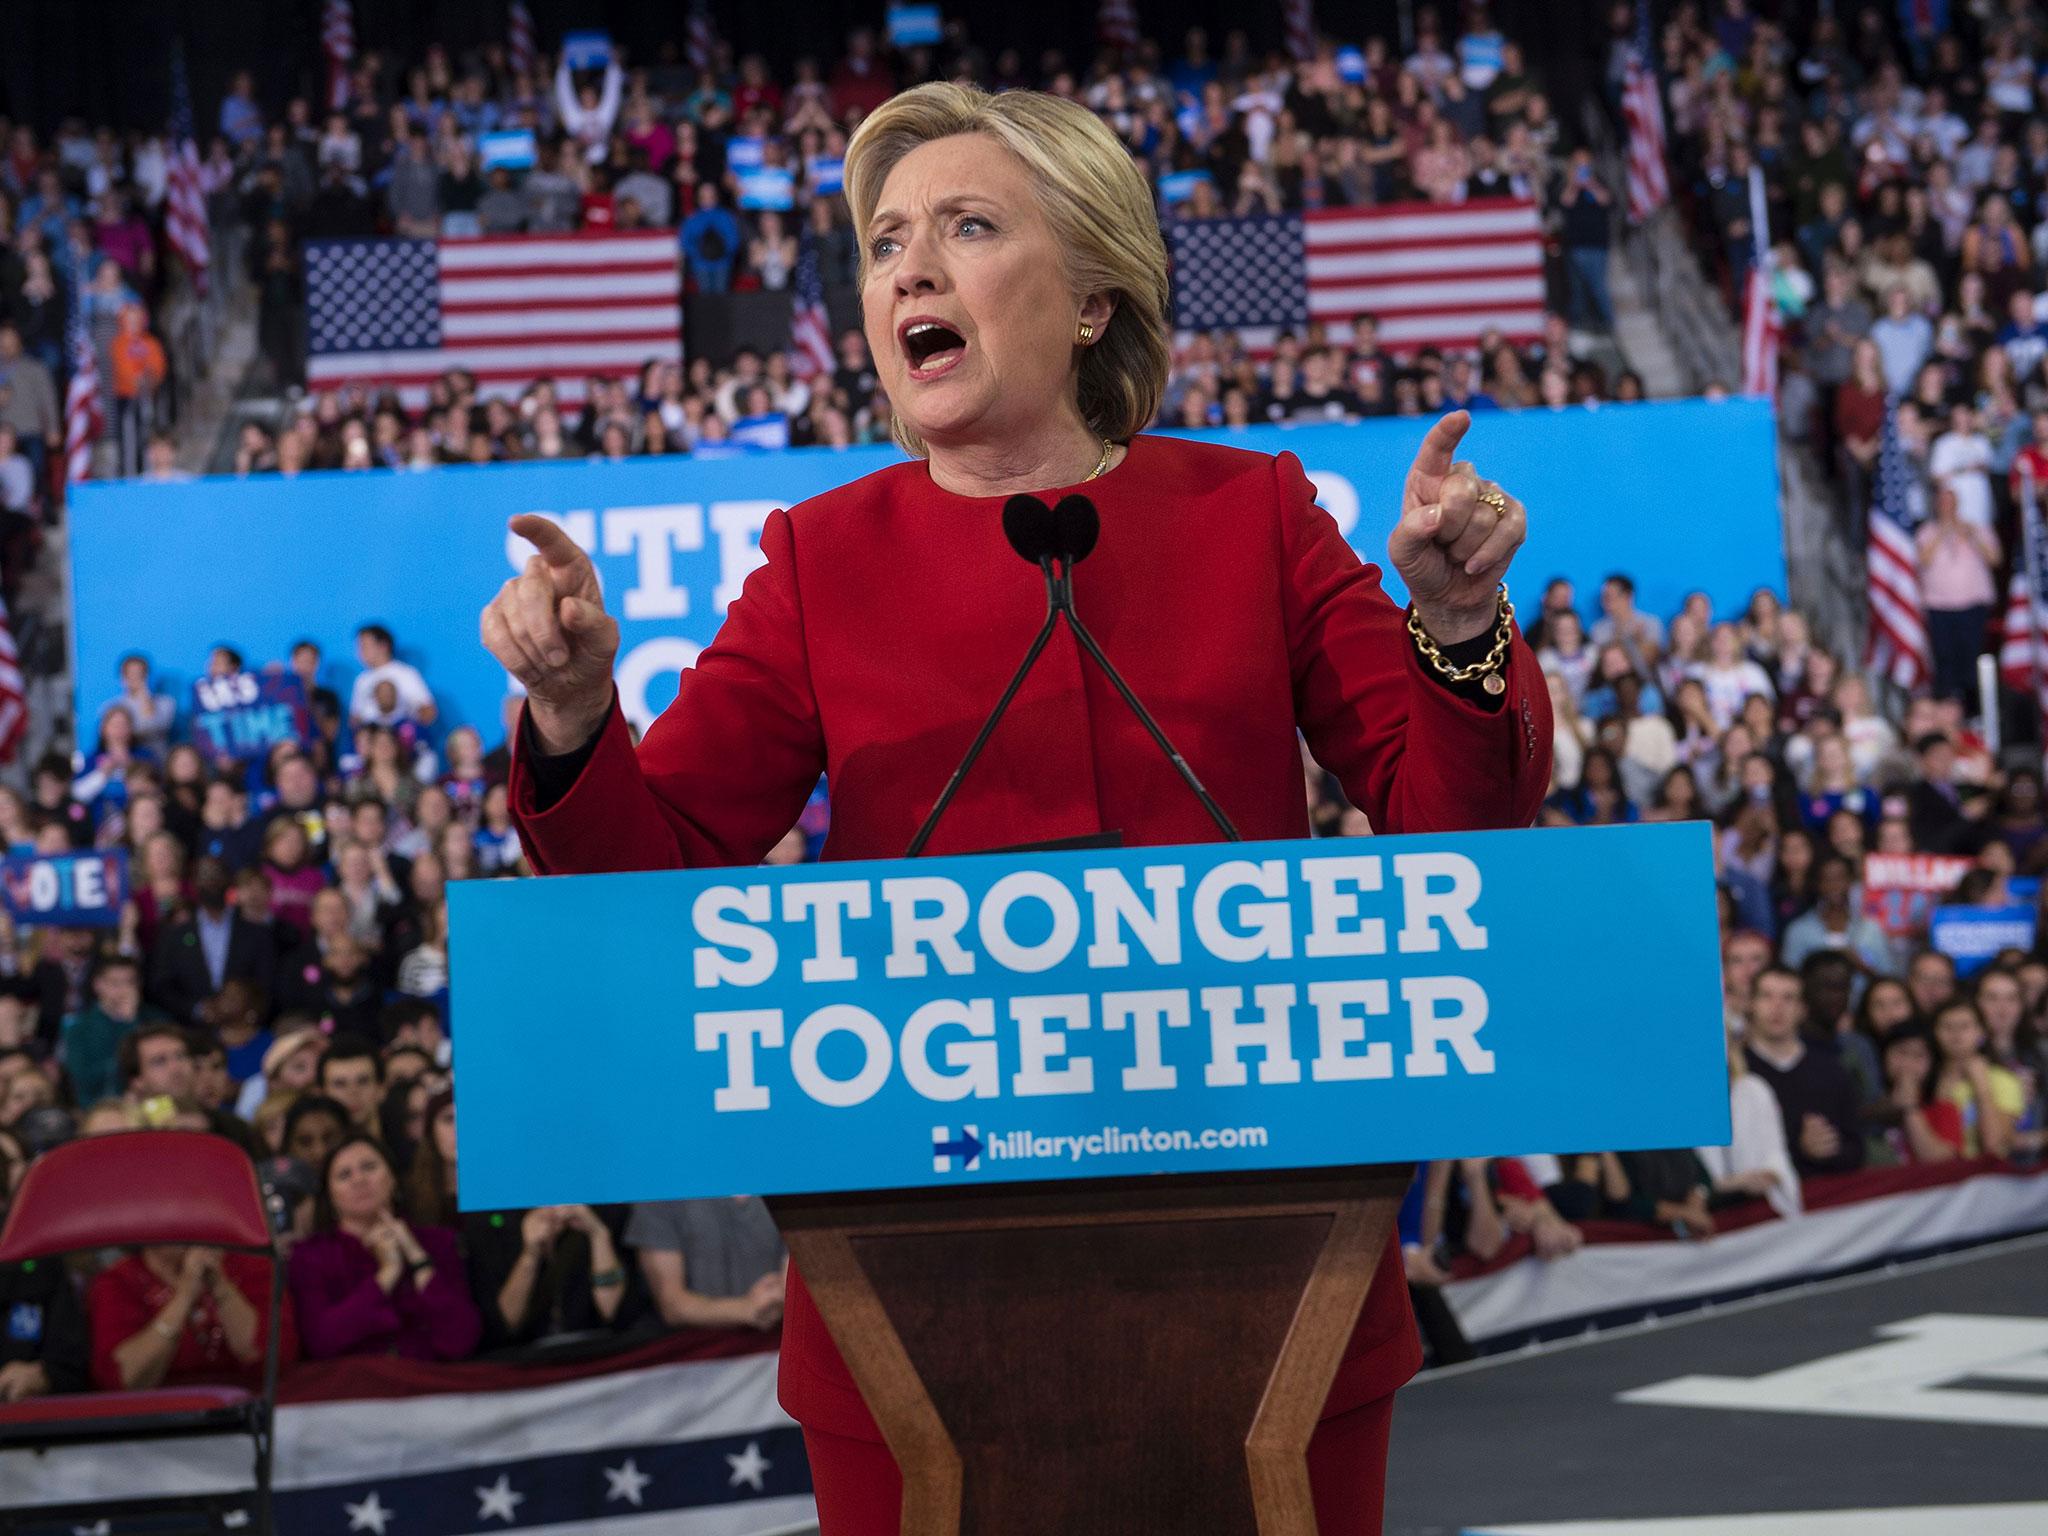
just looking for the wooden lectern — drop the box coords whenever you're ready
[770,1163,1411,1536]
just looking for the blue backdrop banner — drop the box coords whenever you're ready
[71,402,1780,745]
[0,850,129,929]
[449,822,1728,1208]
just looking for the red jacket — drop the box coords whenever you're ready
[510,430,1552,1436]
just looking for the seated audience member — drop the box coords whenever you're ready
[118,1022,198,1108]
[1697,1037,1801,1217]
[288,1134,481,1360]
[1929,1000,2021,1159]
[465,1202,636,1349]
[403,1088,458,1226]
[627,1196,786,1331]
[1881,1026,1966,1164]
[88,1238,299,1390]
[147,856,277,1025]
[235,1021,325,1119]
[0,1125,90,1401]
[1743,965,1866,1178]
[1975,966,2048,1157]
[316,1033,384,1129]
[60,955,168,1108]
[282,1093,353,1172]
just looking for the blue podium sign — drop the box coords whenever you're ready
[449,824,1729,1209]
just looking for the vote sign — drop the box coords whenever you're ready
[191,671,312,762]
[452,823,1728,1208]
[0,850,128,929]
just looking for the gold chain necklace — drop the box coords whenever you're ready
[1082,437,1114,481]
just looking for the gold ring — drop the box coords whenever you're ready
[1478,487,1510,514]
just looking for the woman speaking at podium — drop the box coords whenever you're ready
[488,83,1551,1535]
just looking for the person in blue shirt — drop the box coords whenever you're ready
[680,182,742,294]
[219,71,264,150]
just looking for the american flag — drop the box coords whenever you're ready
[789,237,835,381]
[686,1,717,75]
[1621,2,1668,222]
[508,1,536,80]
[1099,0,1140,50]
[1740,162,1779,396]
[322,0,355,112]
[2001,465,2048,717]
[1169,199,1545,355]
[1284,0,1317,61]
[1865,403,1931,690]
[304,231,682,407]
[0,596,26,767]
[63,304,102,484]
[165,44,211,295]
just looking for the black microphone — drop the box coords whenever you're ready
[1043,495,1240,843]
[905,492,1241,856]
[904,497,1067,857]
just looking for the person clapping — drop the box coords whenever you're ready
[463,1202,638,1349]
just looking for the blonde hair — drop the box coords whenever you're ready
[843,83,1171,457]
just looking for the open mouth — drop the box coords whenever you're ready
[901,320,967,376]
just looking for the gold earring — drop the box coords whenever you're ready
[1076,322,1095,345]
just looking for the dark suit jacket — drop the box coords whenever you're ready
[148,911,279,1023]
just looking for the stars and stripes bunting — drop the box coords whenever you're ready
[2001,466,2048,720]
[63,304,102,485]
[322,0,355,112]
[166,42,212,295]
[789,237,835,382]
[1169,198,1545,356]
[1865,403,1931,690]
[1621,1,1669,221]
[303,230,682,407]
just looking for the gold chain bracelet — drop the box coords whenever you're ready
[1407,585,1515,697]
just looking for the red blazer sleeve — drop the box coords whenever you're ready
[1275,450,1552,833]
[509,507,826,874]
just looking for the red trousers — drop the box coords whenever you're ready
[800,1391,1396,1534]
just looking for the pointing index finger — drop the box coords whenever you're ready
[509,513,587,570]
[1410,410,1472,482]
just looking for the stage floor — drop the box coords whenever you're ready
[1384,1232,2048,1535]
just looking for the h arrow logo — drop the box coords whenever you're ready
[931,1125,983,1173]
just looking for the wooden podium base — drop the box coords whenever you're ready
[770,1164,1410,1536]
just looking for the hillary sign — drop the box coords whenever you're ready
[450,823,1728,1207]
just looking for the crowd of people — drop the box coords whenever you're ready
[1656,3,2048,698]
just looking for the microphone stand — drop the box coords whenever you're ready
[905,553,1241,857]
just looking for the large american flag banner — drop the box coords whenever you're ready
[62,304,101,484]
[508,1,536,80]
[1740,167,1779,397]
[305,231,682,406]
[2001,466,2048,718]
[1169,199,1545,355]
[1621,1,1669,221]
[1865,402,1931,690]
[0,596,27,766]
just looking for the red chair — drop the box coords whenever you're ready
[0,1131,284,1535]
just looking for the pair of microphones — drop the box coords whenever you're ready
[904,492,1241,857]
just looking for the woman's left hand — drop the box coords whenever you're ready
[1388,410,1529,645]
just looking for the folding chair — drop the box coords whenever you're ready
[0,1130,283,1535]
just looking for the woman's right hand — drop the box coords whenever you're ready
[483,515,621,754]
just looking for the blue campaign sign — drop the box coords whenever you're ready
[71,400,1782,747]
[190,670,312,761]
[0,850,128,929]
[449,823,1728,1208]
[560,31,613,71]
[887,3,944,47]
[1929,904,2037,976]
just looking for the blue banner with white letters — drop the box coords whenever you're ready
[190,670,313,761]
[1,850,129,929]
[70,401,1781,748]
[449,823,1727,1207]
